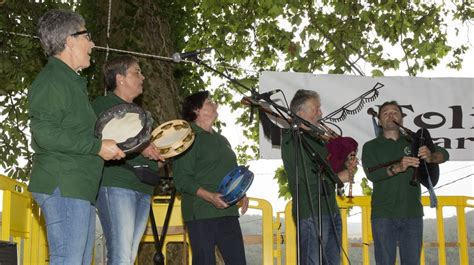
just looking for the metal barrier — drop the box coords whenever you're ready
[1,173,472,265]
[280,196,474,265]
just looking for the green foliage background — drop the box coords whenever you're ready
[0,1,472,198]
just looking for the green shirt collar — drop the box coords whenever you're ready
[106,91,128,104]
[48,56,84,82]
[191,122,215,135]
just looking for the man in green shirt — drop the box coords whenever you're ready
[362,101,449,265]
[281,89,355,265]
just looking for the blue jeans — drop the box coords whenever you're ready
[32,188,96,265]
[96,186,152,264]
[372,217,423,265]
[298,213,342,265]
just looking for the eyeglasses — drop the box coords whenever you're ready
[70,30,92,41]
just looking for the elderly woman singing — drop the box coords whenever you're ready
[28,9,124,264]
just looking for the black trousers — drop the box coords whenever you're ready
[186,216,246,265]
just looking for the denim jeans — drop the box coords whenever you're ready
[96,186,152,265]
[298,213,342,265]
[372,217,423,265]
[32,188,96,265]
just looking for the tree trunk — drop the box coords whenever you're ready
[83,0,181,122]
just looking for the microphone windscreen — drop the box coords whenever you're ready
[172,53,181,62]
[367,107,377,117]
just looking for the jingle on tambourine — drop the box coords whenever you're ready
[151,119,195,159]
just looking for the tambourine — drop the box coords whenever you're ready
[217,166,254,205]
[95,103,153,153]
[151,119,195,158]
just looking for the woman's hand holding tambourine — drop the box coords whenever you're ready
[99,139,126,160]
[141,144,165,161]
[196,187,229,209]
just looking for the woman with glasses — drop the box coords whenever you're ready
[28,9,125,264]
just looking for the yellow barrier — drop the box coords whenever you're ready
[0,174,47,264]
[1,173,471,265]
[142,196,274,264]
[281,196,474,265]
[141,195,192,263]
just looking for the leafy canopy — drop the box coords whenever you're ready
[0,1,472,194]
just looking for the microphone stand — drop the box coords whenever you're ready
[297,127,343,265]
[189,57,258,95]
[246,96,341,264]
[251,98,343,265]
[290,120,303,265]
[184,56,342,264]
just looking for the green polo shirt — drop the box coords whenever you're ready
[91,92,157,195]
[281,130,339,220]
[172,123,239,222]
[362,135,449,218]
[28,57,103,203]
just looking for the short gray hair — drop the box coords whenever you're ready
[290,89,320,113]
[38,9,85,56]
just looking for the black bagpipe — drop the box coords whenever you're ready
[394,121,440,188]
[366,116,440,189]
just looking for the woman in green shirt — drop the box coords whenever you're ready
[28,9,124,265]
[92,55,163,264]
[173,91,249,265]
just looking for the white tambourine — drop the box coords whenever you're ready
[95,103,153,153]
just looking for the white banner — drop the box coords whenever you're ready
[259,72,474,161]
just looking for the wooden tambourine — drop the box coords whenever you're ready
[151,119,195,158]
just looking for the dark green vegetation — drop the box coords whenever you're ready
[1,2,472,199]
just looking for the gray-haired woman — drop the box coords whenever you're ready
[28,9,125,264]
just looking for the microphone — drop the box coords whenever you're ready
[172,48,212,62]
[367,107,381,137]
[367,107,377,117]
[255,89,281,100]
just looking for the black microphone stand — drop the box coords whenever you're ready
[287,114,343,265]
[249,94,343,265]
[184,56,341,265]
[190,57,259,95]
